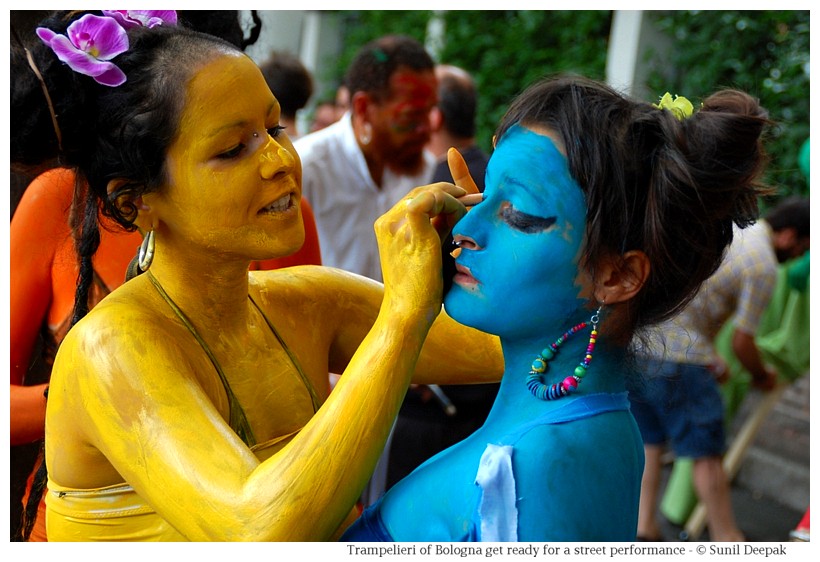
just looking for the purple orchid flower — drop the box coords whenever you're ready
[36,14,129,87]
[102,10,178,29]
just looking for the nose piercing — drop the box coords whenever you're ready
[253,132,259,138]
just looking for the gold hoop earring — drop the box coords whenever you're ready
[138,230,155,272]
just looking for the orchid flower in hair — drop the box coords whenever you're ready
[36,14,129,87]
[102,10,178,29]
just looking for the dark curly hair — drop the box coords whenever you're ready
[436,66,478,139]
[259,50,314,121]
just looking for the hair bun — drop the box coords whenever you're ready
[681,89,772,227]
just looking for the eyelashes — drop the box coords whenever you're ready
[267,125,286,139]
[501,204,557,233]
[217,144,244,159]
[216,125,286,159]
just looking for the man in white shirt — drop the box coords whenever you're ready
[295,35,438,281]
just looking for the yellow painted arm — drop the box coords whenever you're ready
[45,182,477,541]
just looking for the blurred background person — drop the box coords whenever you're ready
[310,98,340,133]
[335,83,351,119]
[258,50,314,140]
[628,196,810,542]
[310,83,351,133]
[427,64,489,191]
[294,34,438,282]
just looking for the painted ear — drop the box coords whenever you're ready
[351,90,371,117]
[593,250,650,305]
[106,178,155,231]
[429,106,443,132]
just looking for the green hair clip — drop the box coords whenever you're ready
[372,47,388,63]
[653,92,694,121]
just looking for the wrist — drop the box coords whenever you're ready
[382,289,440,325]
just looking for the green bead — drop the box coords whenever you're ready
[541,348,555,360]
[574,365,587,378]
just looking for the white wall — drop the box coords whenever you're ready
[606,11,672,99]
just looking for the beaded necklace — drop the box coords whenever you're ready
[526,306,601,400]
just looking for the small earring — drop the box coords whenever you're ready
[359,122,372,145]
[138,230,155,272]
[526,303,604,400]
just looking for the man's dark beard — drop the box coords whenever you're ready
[388,149,425,176]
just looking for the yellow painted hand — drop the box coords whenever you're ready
[448,146,481,205]
[434,147,482,232]
[376,182,468,316]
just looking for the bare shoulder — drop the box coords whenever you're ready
[52,278,198,389]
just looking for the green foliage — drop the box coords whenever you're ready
[329,11,611,153]
[645,11,810,201]
[437,11,611,152]
[332,10,434,79]
[328,11,809,201]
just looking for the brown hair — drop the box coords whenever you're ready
[496,75,772,338]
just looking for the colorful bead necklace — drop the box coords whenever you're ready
[526,307,601,400]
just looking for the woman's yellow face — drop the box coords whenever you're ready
[152,51,304,261]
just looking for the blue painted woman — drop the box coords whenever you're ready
[342,76,772,541]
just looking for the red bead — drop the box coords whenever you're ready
[562,376,578,391]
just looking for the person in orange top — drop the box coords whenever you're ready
[11,168,137,442]
[10,167,141,540]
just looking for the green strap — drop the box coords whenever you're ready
[248,293,322,414]
[146,271,257,447]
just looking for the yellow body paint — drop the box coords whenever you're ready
[44,53,502,541]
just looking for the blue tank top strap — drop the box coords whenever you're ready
[500,392,630,445]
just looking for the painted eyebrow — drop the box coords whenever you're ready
[205,101,278,138]
[505,176,544,200]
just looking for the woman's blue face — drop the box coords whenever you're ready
[444,124,588,340]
